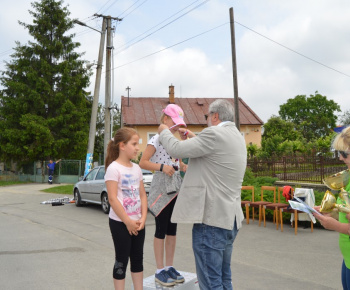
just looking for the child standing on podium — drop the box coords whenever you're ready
[140,104,187,287]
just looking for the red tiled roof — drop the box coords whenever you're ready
[121,96,263,126]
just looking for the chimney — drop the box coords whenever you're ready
[169,84,175,104]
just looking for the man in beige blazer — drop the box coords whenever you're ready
[158,99,247,289]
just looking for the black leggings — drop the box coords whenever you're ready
[109,218,145,280]
[155,197,177,239]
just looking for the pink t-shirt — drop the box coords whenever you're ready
[104,161,143,222]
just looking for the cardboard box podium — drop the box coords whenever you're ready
[132,271,198,290]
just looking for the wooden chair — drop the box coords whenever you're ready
[247,186,274,226]
[241,186,254,224]
[262,187,289,229]
[279,188,314,235]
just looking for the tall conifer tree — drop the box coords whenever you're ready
[0,0,92,163]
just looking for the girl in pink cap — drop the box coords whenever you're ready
[139,104,187,286]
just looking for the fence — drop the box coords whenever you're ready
[1,156,346,185]
[0,160,87,184]
[247,155,346,184]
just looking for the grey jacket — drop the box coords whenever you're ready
[159,122,247,230]
[147,171,182,217]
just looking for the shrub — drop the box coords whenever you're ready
[241,167,329,224]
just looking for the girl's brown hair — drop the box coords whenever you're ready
[105,127,139,169]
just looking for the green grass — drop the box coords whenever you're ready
[41,184,74,195]
[0,180,31,186]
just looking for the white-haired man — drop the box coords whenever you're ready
[158,99,247,289]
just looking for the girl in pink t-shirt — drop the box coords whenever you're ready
[105,127,147,290]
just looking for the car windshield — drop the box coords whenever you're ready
[85,167,98,181]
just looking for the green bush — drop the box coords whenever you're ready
[242,168,279,203]
[241,168,329,224]
[241,168,279,221]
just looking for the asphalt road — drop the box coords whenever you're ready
[0,184,194,290]
[0,184,344,290]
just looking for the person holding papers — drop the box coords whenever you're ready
[313,126,350,290]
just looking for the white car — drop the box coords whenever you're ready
[73,166,153,214]
[142,169,153,195]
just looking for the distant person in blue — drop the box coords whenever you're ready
[47,159,61,184]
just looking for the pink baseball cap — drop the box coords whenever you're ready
[162,104,186,127]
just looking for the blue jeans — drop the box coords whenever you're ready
[342,260,350,290]
[192,221,238,290]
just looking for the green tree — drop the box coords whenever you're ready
[0,0,92,163]
[279,92,340,141]
[260,135,285,158]
[305,132,337,156]
[262,115,302,141]
[277,139,305,156]
[93,104,121,163]
[339,110,350,126]
[247,143,259,158]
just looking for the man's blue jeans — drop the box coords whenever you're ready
[192,221,238,290]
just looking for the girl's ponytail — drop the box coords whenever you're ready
[105,127,139,169]
[105,139,119,169]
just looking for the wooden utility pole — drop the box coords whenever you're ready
[104,16,112,159]
[229,7,240,131]
[76,15,122,174]
[84,18,106,176]
[93,14,122,159]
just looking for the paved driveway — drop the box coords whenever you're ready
[0,184,343,289]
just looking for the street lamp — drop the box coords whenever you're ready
[73,20,102,34]
[74,19,107,176]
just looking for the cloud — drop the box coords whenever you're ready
[110,42,233,100]
[1,0,350,125]
[232,0,350,122]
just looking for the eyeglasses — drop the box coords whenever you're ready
[339,151,350,159]
[204,112,213,121]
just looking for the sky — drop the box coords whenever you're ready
[1,0,350,123]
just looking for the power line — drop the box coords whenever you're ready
[0,1,209,60]
[115,0,211,54]
[77,0,120,28]
[1,6,349,79]
[235,21,350,78]
[115,0,203,53]
[101,0,123,15]
[96,0,120,14]
[112,22,227,70]
[117,0,149,19]
[0,49,13,56]
[110,19,350,79]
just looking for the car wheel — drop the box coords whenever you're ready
[101,192,110,214]
[74,188,82,207]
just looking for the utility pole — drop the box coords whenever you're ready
[83,18,106,176]
[75,15,121,175]
[93,14,122,162]
[104,16,112,159]
[229,7,240,131]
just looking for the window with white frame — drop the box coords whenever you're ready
[147,132,157,141]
